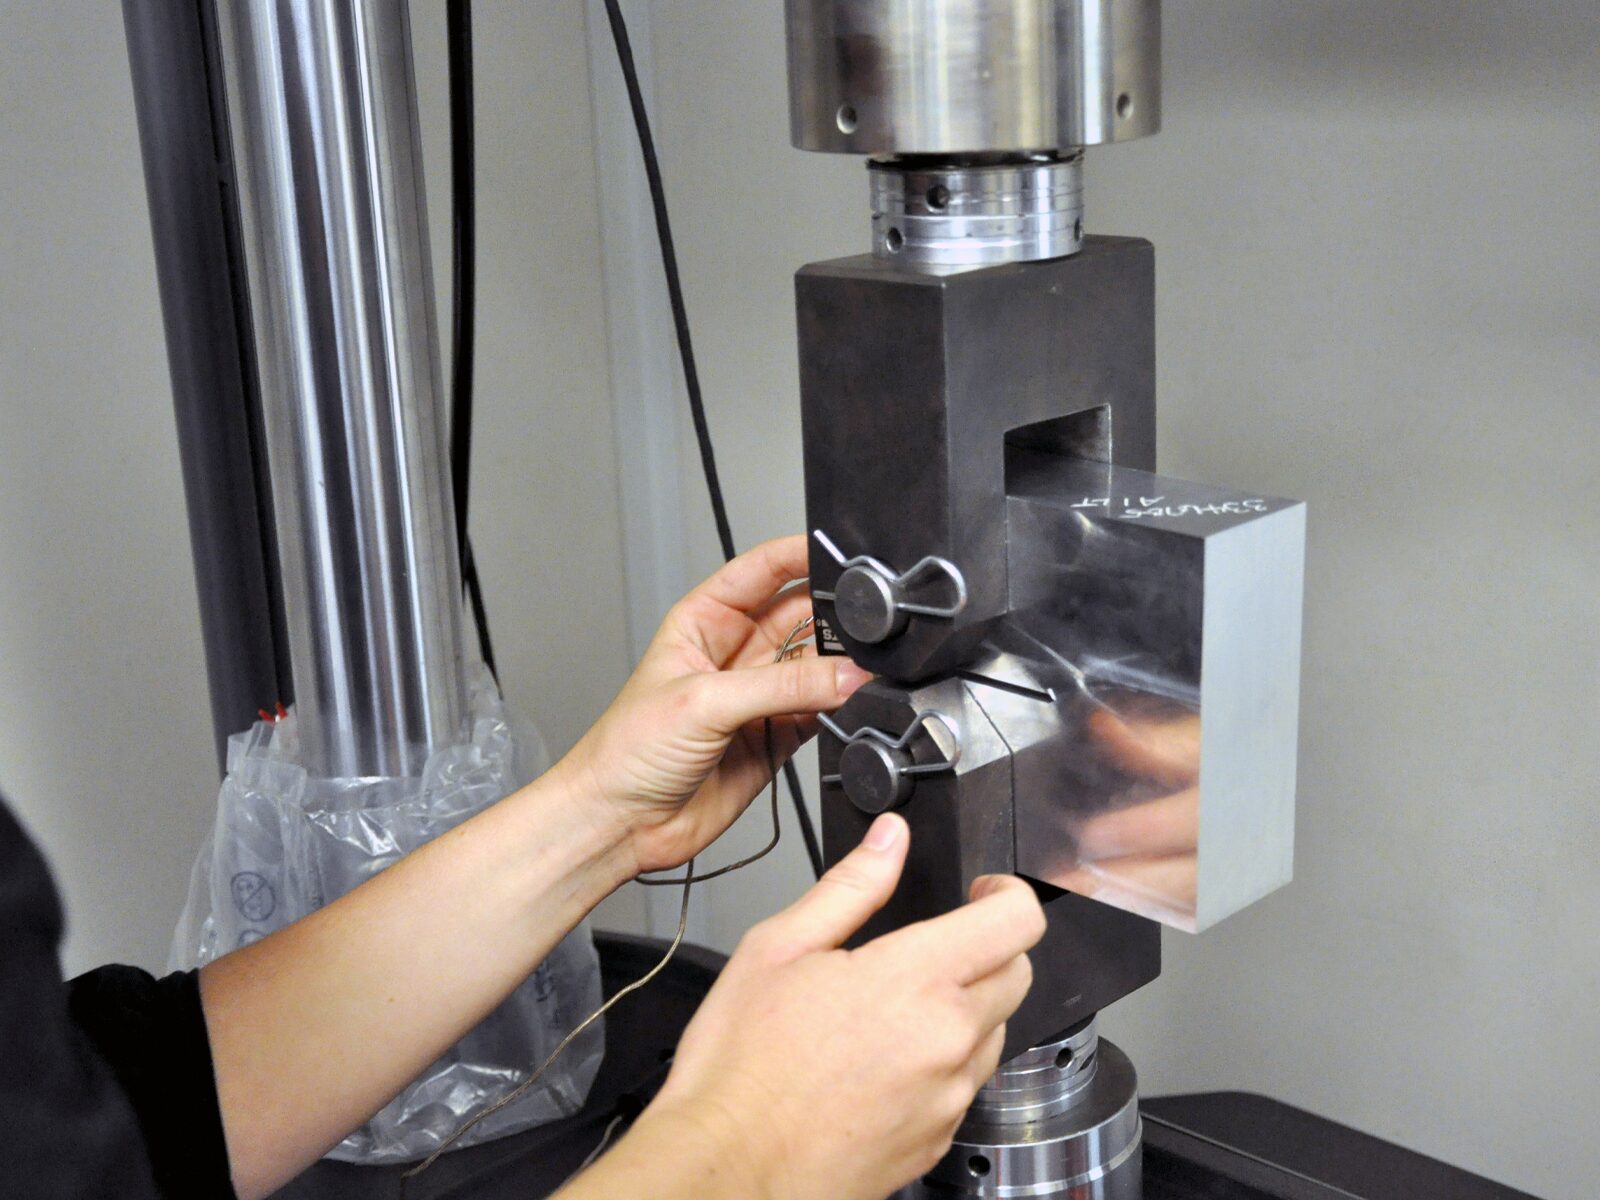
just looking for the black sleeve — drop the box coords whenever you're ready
[0,797,234,1200]
[69,966,236,1200]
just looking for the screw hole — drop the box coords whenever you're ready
[925,183,950,211]
[967,1155,991,1178]
[885,227,904,253]
[1116,92,1133,120]
[1056,1046,1075,1070]
[836,103,858,134]
[1073,218,1083,241]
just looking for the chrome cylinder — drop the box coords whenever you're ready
[787,0,1161,156]
[216,0,466,777]
[870,156,1083,267]
[899,1021,1142,1199]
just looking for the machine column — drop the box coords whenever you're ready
[214,0,466,776]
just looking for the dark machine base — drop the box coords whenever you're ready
[273,935,1542,1200]
[1142,1093,1541,1200]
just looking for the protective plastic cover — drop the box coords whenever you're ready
[171,668,604,1163]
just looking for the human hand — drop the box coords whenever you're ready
[637,814,1046,1200]
[555,534,871,876]
[1060,695,1200,927]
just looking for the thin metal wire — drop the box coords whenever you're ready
[399,862,693,1193]
[633,721,780,887]
[561,1111,627,1188]
[600,0,825,882]
[636,616,815,887]
[399,618,814,1192]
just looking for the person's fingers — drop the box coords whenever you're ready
[757,587,817,651]
[665,536,808,666]
[687,583,815,669]
[1073,786,1198,861]
[1088,705,1200,788]
[885,875,1046,986]
[963,952,1033,1033]
[961,1024,1008,1094]
[733,588,817,667]
[754,711,813,769]
[689,535,810,614]
[754,813,908,956]
[685,653,871,735]
[712,713,816,798]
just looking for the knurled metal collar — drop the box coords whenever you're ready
[869,155,1084,268]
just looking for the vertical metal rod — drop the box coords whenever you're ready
[123,0,293,772]
[216,0,465,777]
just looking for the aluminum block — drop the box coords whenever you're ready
[1002,450,1306,931]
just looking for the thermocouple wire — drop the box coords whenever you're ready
[398,861,693,1193]
[448,0,823,867]
[636,616,814,887]
[563,1112,627,1187]
[600,0,826,882]
[405,5,830,1189]
[401,617,815,1191]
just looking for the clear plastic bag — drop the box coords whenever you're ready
[171,667,604,1163]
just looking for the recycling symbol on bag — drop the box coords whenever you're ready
[231,871,277,922]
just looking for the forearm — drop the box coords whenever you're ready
[556,1099,770,1200]
[200,758,634,1199]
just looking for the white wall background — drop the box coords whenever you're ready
[0,5,218,974]
[2,3,1597,1199]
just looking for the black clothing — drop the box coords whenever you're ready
[0,796,234,1199]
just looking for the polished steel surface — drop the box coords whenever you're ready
[869,156,1083,267]
[787,0,1160,155]
[217,0,465,777]
[899,1034,1141,1199]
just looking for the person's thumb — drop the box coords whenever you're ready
[686,654,872,735]
[759,813,908,958]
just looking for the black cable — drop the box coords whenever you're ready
[600,1,730,560]
[447,0,473,556]
[447,0,498,683]
[602,0,824,881]
[790,758,825,879]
